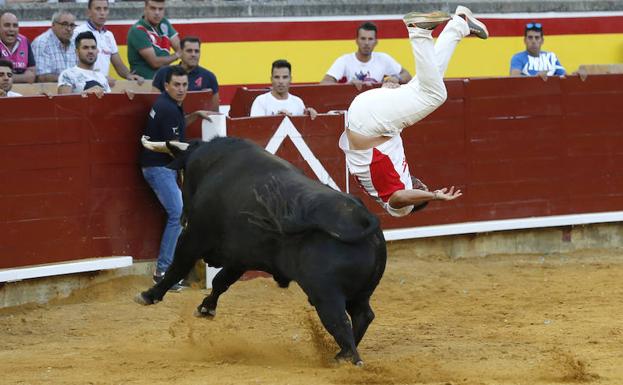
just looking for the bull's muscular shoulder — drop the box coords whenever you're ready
[192,136,300,174]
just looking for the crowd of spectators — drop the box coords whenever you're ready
[1,0,570,102]
[0,0,219,101]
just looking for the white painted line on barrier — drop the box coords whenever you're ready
[384,211,623,241]
[0,256,133,283]
[265,117,340,191]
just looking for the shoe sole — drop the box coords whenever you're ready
[455,5,489,39]
[403,11,451,29]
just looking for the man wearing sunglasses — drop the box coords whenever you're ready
[510,22,565,79]
[32,11,78,82]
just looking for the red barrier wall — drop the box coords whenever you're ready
[2,76,622,269]
[0,92,213,269]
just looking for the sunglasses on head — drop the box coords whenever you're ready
[525,22,542,30]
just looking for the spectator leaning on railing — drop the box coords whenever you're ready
[58,31,111,97]
[320,21,412,90]
[0,12,35,84]
[250,59,317,119]
[32,11,78,83]
[510,22,565,80]
[74,0,144,87]
[127,0,180,79]
[0,58,21,97]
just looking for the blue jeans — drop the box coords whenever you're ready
[142,166,183,274]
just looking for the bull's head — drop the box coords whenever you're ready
[140,135,201,170]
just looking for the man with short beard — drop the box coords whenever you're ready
[320,22,412,90]
[58,31,111,96]
[32,10,78,82]
[0,12,36,83]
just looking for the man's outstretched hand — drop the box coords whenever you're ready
[433,186,462,201]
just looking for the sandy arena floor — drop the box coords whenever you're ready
[1,245,623,385]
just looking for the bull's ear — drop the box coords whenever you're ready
[166,157,186,170]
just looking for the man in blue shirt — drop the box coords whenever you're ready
[152,36,219,111]
[140,65,214,291]
[510,22,565,79]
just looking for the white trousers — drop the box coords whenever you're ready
[347,16,470,137]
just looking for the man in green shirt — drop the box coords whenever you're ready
[127,0,180,79]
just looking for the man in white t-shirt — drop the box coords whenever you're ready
[73,0,143,86]
[320,22,412,90]
[58,31,111,96]
[250,59,317,119]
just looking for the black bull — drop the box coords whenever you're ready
[136,136,387,365]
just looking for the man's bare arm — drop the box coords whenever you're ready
[398,67,412,83]
[320,74,338,84]
[58,85,72,94]
[138,47,180,70]
[36,73,59,82]
[13,67,35,83]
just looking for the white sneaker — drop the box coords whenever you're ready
[403,11,451,30]
[455,5,489,39]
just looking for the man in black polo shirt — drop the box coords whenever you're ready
[140,65,213,291]
[152,36,219,112]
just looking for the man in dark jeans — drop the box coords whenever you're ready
[139,65,214,291]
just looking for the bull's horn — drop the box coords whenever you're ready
[141,135,169,153]
[168,141,189,151]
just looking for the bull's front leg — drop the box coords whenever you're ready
[195,267,244,317]
[135,230,198,305]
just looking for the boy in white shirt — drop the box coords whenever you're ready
[250,59,317,119]
[58,30,111,96]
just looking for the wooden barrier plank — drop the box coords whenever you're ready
[465,77,561,98]
[0,168,86,195]
[563,93,623,115]
[2,193,85,222]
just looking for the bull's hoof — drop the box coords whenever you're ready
[134,292,158,306]
[193,306,216,318]
[334,351,363,366]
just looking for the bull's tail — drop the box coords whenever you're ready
[244,176,380,243]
